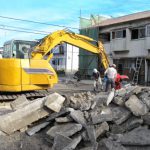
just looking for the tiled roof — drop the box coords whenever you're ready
[95,10,150,27]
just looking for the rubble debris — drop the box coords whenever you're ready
[116,127,150,146]
[70,109,87,127]
[140,92,150,109]
[86,125,97,145]
[93,93,108,107]
[125,95,149,116]
[92,108,113,124]
[98,138,126,150]
[95,122,109,139]
[69,92,95,111]
[1,86,150,149]
[10,95,29,110]
[0,97,49,134]
[55,116,73,123]
[44,92,65,112]
[142,112,150,125]
[106,89,115,106]
[111,106,131,125]
[46,108,70,121]
[52,134,73,150]
[46,123,82,139]
[62,135,82,150]
[111,116,143,134]
[113,96,124,106]
[26,122,50,136]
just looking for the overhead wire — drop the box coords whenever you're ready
[0,27,48,35]
[0,24,50,34]
[0,15,79,30]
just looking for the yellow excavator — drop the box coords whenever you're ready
[0,30,109,99]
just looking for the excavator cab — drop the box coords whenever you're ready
[3,40,38,59]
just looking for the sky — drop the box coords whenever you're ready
[0,0,149,46]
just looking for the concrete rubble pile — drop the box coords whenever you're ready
[0,85,150,149]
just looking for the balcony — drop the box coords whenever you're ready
[111,38,129,52]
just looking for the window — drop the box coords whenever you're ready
[111,30,126,39]
[99,33,110,42]
[59,45,64,54]
[131,27,145,39]
[112,32,115,39]
[147,25,150,37]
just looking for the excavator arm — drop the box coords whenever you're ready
[31,30,109,69]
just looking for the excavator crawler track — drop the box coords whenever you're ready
[0,90,51,101]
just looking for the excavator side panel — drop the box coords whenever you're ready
[0,58,22,91]
[21,59,58,91]
[0,59,58,92]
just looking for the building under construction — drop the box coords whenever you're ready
[79,10,150,85]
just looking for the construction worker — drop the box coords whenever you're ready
[104,64,117,92]
[92,68,103,91]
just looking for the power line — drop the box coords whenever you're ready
[0,15,79,30]
[0,24,50,34]
[0,27,48,35]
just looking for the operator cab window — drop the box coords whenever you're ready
[3,40,38,58]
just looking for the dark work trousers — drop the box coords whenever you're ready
[105,78,115,92]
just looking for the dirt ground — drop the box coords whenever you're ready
[0,79,94,150]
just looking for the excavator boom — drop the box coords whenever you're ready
[31,30,109,69]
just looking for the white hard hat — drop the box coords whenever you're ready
[112,64,116,68]
[93,68,97,73]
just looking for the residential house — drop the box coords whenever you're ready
[79,10,150,84]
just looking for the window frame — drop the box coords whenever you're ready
[112,29,126,39]
[131,27,146,40]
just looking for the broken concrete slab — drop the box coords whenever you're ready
[70,96,79,104]
[95,122,109,139]
[79,147,95,150]
[122,86,139,101]
[92,113,113,124]
[117,127,150,146]
[107,90,115,106]
[113,96,124,106]
[98,138,126,150]
[132,86,142,94]
[140,93,150,109]
[47,123,82,139]
[62,135,82,150]
[124,145,150,150]
[111,116,143,134]
[93,93,108,107]
[70,110,87,127]
[45,92,65,112]
[125,95,149,116]
[46,108,70,122]
[55,116,73,123]
[86,125,96,145]
[52,134,73,150]
[0,98,49,134]
[92,108,113,124]
[26,121,50,136]
[142,112,150,125]
[10,95,29,110]
[115,88,127,97]
[111,106,131,125]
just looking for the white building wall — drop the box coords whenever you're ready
[66,44,79,74]
[51,44,79,74]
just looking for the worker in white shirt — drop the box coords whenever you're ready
[104,64,117,92]
[92,68,103,91]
